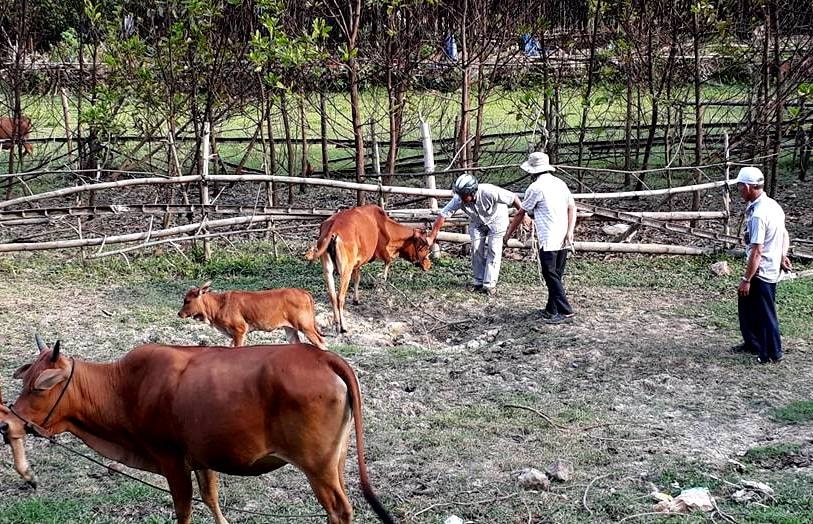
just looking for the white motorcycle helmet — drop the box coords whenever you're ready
[452,173,478,197]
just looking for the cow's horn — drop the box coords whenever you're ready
[34,334,47,352]
[51,340,61,362]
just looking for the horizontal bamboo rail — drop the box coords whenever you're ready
[434,231,729,256]
[0,173,739,211]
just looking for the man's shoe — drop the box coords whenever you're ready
[544,313,571,325]
[466,283,483,292]
[772,355,784,364]
[480,287,496,296]
[562,312,576,319]
[731,343,757,354]
[539,310,554,320]
[754,357,769,365]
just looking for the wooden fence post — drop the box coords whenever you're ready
[421,120,440,257]
[369,117,384,207]
[201,122,212,261]
[723,132,732,247]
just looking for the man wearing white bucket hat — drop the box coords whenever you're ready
[733,166,792,364]
[428,173,523,295]
[505,152,577,324]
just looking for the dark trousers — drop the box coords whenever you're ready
[539,248,573,315]
[738,278,782,362]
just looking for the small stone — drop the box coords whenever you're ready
[546,459,573,482]
[710,261,731,276]
[517,468,551,490]
[444,516,465,524]
[602,223,631,236]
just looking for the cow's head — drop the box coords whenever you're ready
[402,230,432,271]
[10,336,73,439]
[178,281,213,321]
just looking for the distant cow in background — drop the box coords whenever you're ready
[305,205,432,333]
[0,386,37,487]
[0,116,33,156]
[178,282,327,349]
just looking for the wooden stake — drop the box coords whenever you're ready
[201,122,212,261]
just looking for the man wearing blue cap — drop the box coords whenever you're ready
[734,166,792,364]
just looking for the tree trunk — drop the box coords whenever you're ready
[691,11,703,212]
[473,62,487,166]
[576,0,602,175]
[319,91,330,179]
[769,0,781,197]
[280,92,294,205]
[458,0,471,169]
[347,0,365,204]
[299,95,309,194]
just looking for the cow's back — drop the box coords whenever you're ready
[325,205,388,265]
[124,344,349,473]
[222,288,315,329]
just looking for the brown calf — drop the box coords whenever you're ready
[0,386,37,487]
[0,116,33,156]
[305,205,432,333]
[11,337,394,524]
[178,282,327,349]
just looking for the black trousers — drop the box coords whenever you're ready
[539,248,573,315]
[738,278,782,362]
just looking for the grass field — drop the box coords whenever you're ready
[1,247,811,523]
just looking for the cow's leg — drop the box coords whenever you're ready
[194,469,229,524]
[302,325,328,350]
[337,266,353,333]
[9,435,37,487]
[283,326,301,344]
[322,255,341,334]
[231,325,247,347]
[163,463,194,524]
[306,473,353,524]
[351,267,362,305]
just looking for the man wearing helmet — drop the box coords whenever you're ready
[428,173,523,295]
[733,166,792,364]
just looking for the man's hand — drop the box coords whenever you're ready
[522,215,532,228]
[781,255,793,272]
[738,279,751,297]
[566,231,574,246]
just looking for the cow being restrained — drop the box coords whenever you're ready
[10,336,394,524]
[305,205,432,333]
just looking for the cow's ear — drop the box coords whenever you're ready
[200,281,212,293]
[13,364,31,379]
[33,369,68,391]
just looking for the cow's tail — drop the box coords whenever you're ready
[304,232,337,262]
[325,353,395,524]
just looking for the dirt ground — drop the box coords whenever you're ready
[0,252,811,523]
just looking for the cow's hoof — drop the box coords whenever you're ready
[352,299,360,306]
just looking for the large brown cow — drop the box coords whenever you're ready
[0,116,33,156]
[177,282,327,349]
[10,337,394,524]
[0,387,37,487]
[305,205,432,333]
